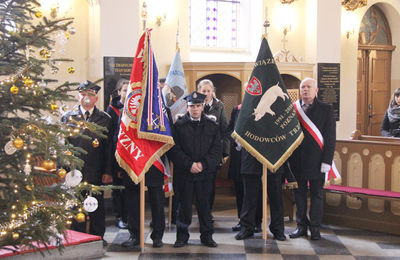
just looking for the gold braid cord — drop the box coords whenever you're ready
[231,131,304,173]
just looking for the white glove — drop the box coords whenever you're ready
[235,140,242,151]
[320,162,331,173]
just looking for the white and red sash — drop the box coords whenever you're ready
[293,100,341,186]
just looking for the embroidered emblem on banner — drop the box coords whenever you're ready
[246,76,262,96]
[125,87,142,124]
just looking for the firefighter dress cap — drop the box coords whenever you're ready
[77,80,101,93]
[184,91,206,105]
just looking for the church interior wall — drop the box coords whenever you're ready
[45,0,400,139]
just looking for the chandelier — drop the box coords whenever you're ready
[342,0,367,11]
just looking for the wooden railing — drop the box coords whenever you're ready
[323,130,400,235]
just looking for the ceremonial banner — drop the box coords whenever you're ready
[232,37,303,172]
[164,50,188,122]
[116,29,174,184]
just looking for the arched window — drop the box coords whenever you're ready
[358,5,391,45]
[190,0,249,49]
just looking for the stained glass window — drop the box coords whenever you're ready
[190,0,240,48]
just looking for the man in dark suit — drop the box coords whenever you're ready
[61,81,113,243]
[226,104,244,231]
[168,91,222,248]
[289,77,336,240]
[234,149,287,241]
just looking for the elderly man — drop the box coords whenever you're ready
[61,81,113,244]
[168,91,222,248]
[289,77,336,240]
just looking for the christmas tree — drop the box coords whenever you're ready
[0,0,109,253]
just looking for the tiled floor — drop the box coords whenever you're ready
[99,194,400,259]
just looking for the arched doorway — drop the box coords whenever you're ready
[357,5,396,135]
[282,74,301,102]
[196,74,242,123]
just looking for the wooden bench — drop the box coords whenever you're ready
[322,131,400,235]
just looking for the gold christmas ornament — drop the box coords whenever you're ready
[24,78,33,87]
[57,168,67,178]
[13,138,24,149]
[65,33,70,39]
[10,85,19,94]
[92,138,99,148]
[67,66,75,74]
[25,185,32,191]
[50,103,59,111]
[42,159,56,171]
[50,7,57,18]
[12,233,19,240]
[35,10,42,18]
[75,213,85,223]
[64,150,72,156]
[39,48,50,59]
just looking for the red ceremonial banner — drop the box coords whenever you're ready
[115,30,174,184]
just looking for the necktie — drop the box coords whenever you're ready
[85,111,90,121]
[205,104,210,113]
[302,104,310,113]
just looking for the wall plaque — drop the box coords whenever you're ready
[317,63,340,121]
[103,56,133,107]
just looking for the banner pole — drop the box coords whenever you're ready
[168,163,174,227]
[168,195,172,227]
[140,178,145,250]
[262,165,268,240]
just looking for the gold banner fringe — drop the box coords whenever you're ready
[323,176,342,188]
[115,142,173,185]
[231,130,304,173]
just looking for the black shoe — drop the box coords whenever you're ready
[116,220,128,229]
[289,227,308,239]
[273,233,287,241]
[310,227,321,240]
[201,237,217,247]
[152,239,163,248]
[254,225,262,233]
[115,217,121,228]
[173,240,187,248]
[121,236,139,247]
[232,223,241,232]
[235,229,254,240]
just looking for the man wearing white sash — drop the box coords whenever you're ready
[289,78,336,240]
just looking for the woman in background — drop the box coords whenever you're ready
[381,88,400,137]
[197,79,228,214]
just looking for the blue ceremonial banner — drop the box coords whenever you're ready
[164,50,188,123]
[137,33,173,142]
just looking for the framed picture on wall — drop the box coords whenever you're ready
[103,56,134,107]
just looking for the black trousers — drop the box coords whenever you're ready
[233,177,244,219]
[240,172,284,235]
[124,183,165,241]
[175,177,214,242]
[209,172,216,212]
[71,192,105,238]
[294,178,324,228]
[112,176,127,222]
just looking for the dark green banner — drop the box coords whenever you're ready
[232,37,303,172]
